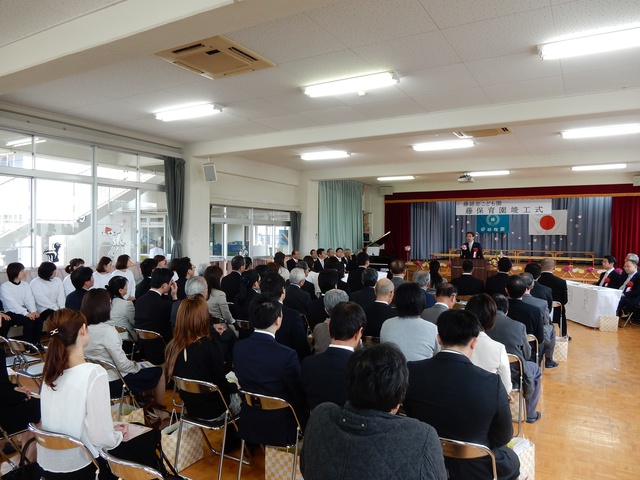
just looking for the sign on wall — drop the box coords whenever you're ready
[455,199,552,216]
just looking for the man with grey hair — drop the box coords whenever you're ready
[363,278,395,337]
[284,267,312,314]
[170,275,208,328]
[349,267,378,309]
[625,253,639,263]
[312,289,349,353]
[521,272,557,368]
[413,269,435,310]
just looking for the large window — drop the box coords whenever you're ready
[210,206,291,259]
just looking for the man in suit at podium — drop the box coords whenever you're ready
[460,231,483,259]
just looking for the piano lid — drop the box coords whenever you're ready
[367,231,391,246]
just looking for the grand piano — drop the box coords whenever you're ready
[365,231,392,271]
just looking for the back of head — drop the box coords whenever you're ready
[297,260,309,272]
[329,301,366,340]
[524,262,542,279]
[412,269,430,287]
[492,293,509,314]
[107,276,128,298]
[323,289,349,314]
[274,251,286,267]
[520,272,534,290]
[115,254,130,270]
[174,257,192,278]
[435,282,457,299]
[204,265,223,292]
[497,257,512,272]
[96,256,112,274]
[70,266,93,289]
[437,309,481,348]
[185,276,208,296]
[166,295,210,378]
[374,278,394,298]
[150,267,174,289]
[506,275,527,299]
[362,267,379,287]
[259,272,285,297]
[429,260,441,274]
[289,267,306,285]
[245,256,253,269]
[627,253,639,263]
[241,269,260,288]
[462,259,474,273]
[389,259,406,275]
[249,293,283,329]
[43,309,88,388]
[465,294,497,331]
[140,257,158,277]
[265,262,280,273]
[153,255,166,265]
[318,268,340,294]
[540,257,554,271]
[231,255,245,271]
[38,261,57,280]
[64,258,84,274]
[324,256,344,275]
[6,262,24,282]
[346,343,408,412]
[356,251,369,266]
[81,288,111,325]
[254,264,269,279]
[394,282,425,317]
[302,256,314,268]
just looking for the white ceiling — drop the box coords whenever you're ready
[1,0,640,187]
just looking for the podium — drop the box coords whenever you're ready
[451,258,488,283]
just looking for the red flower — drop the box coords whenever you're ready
[604,278,610,284]
[473,248,478,252]
[628,281,634,288]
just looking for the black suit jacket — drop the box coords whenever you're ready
[301,346,352,409]
[135,277,152,298]
[363,301,396,337]
[313,259,324,273]
[65,288,87,310]
[618,271,640,311]
[537,271,568,333]
[220,271,242,306]
[460,241,483,259]
[286,258,298,271]
[595,269,623,289]
[134,290,174,364]
[404,352,518,480]
[284,284,311,314]
[530,281,553,311]
[301,280,316,298]
[451,274,484,296]
[485,272,509,296]
[346,267,366,293]
[349,286,376,309]
[507,298,544,344]
[275,304,311,361]
[306,296,328,329]
[233,332,307,446]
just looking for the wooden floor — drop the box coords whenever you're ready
[174,321,640,480]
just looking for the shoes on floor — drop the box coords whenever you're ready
[545,361,559,368]
[526,412,542,424]
[567,335,572,341]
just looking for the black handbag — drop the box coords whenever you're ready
[1,438,42,480]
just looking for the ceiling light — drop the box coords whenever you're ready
[539,26,640,60]
[155,103,222,121]
[561,124,640,139]
[5,137,46,147]
[302,72,398,98]
[300,151,350,161]
[377,176,415,182]
[412,139,475,151]
[571,164,627,171]
[468,170,510,177]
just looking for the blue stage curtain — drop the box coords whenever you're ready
[318,180,363,252]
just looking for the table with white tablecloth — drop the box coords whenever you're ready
[565,281,622,328]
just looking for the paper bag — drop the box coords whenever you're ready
[599,315,618,332]
[161,422,204,472]
[265,445,303,480]
[110,403,145,424]
[554,336,569,362]
[509,391,526,423]
[509,437,535,480]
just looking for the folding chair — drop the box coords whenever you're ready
[300,314,314,347]
[237,390,303,480]
[439,437,497,480]
[3,338,45,392]
[85,357,140,419]
[100,449,165,480]
[171,376,246,478]
[621,306,640,328]
[526,333,542,372]
[114,325,138,359]
[507,353,525,437]
[134,328,167,365]
[552,301,564,336]
[0,424,27,470]
[28,423,100,475]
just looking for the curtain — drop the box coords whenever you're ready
[290,211,301,251]
[318,181,363,251]
[611,197,640,262]
[164,156,185,258]
[384,202,411,260]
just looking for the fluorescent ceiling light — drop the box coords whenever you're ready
[5,137,46,147]
[561,124,640,139]
[377,176,415,182]
[412,139,474,151]
[155,103,222,121]
[571,164,627,171]
[539,26,640,60]
[468,170,510,177]
[300,151,350,161]
[302,72,398,98]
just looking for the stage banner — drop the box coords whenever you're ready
[477,215,510,233]
[456,199,552,216]
[529,210,568,235]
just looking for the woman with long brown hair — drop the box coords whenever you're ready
[203,265,236,328]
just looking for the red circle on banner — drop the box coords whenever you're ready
[539,215,556,230]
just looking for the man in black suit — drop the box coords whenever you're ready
[220,255,245,309]
[349,267,377,309]
[324,256,351,297]
[506,275,544,364]
[335,247,349,270]
[135,257,157,298]
[616,259,640,317]
[302,302,366,409]
[460,231,483,259]
[451,260,484,295]
[346,251,370,293]
[313,248,326,272]
[233,294,307,447]
[537,258,569,338]
[524,263,553,312]
[284,267,311,314]
[286,250,300,271]
[595,255,623,288]
[363,278,395,337]
[404,309,519,480]
[307,269,340,328]
[521,273,557,369]
[485,257,512,296]
[134,267,177,364]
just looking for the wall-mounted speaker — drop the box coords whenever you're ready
[203,164,218,182]
[379,186,394,196]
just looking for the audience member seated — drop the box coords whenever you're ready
[324,256,351,296]
[106,276,136,342]
[346,252,370,293]
[0,262,44,349]
[617,259,640,318]
[362,278,395,338]
[203,265,236,330]
[349,267,377,309]
[485,257,512,296]
[389,259,409,293]
[260,272,311,361]
[296,260,317,298]
[165,295,240,421]
[306,269,341,328]
[65,266,94,311]
[82,289,165,406]
[404,309,520,480]
[521,273,557,369]
[505,275,544,364]
[311,289,349,354]
[413,269,436,310]
[62,258,84,297]
[91,256,113,290]
[523,262,553,311]
[594,255,622,288]
[489,294,542,423]
[172,257,194,300]
[451,259,484,296]
[429,260,447,290]
[233,270,261,324]
[221,255,245,314]
[39,309,159,480]
[301,343,446,480]
[287,250,300,271]
[380,283,440,361]
[537,258,569,338]
[135,258,157,299]
[302,301,365,409]
[153,255,167,267]
[110,255,136,299]
[284,268,312,314]
[233,294,307,447]
[30,261,65,326]
[465,294,512,394]
[313,248,326,273]
[421,282,457,324]
[273,252,290,282]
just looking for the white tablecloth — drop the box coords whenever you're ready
[565,281,622,328]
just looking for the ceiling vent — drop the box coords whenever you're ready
[154,35,275,79]
[453,127,512,138]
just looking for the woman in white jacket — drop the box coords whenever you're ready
[30,261,65,325]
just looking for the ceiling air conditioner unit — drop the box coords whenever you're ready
[453,127,511,138]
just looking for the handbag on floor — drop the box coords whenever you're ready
[265,445,303,480]
[1,438,41,480]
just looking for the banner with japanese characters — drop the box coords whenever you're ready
[455,199,552,216]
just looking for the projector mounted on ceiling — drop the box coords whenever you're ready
[458,173,475,183]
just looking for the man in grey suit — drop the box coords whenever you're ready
[521,273,557,368]
[389,259,408,308]
[421,283,457,324]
